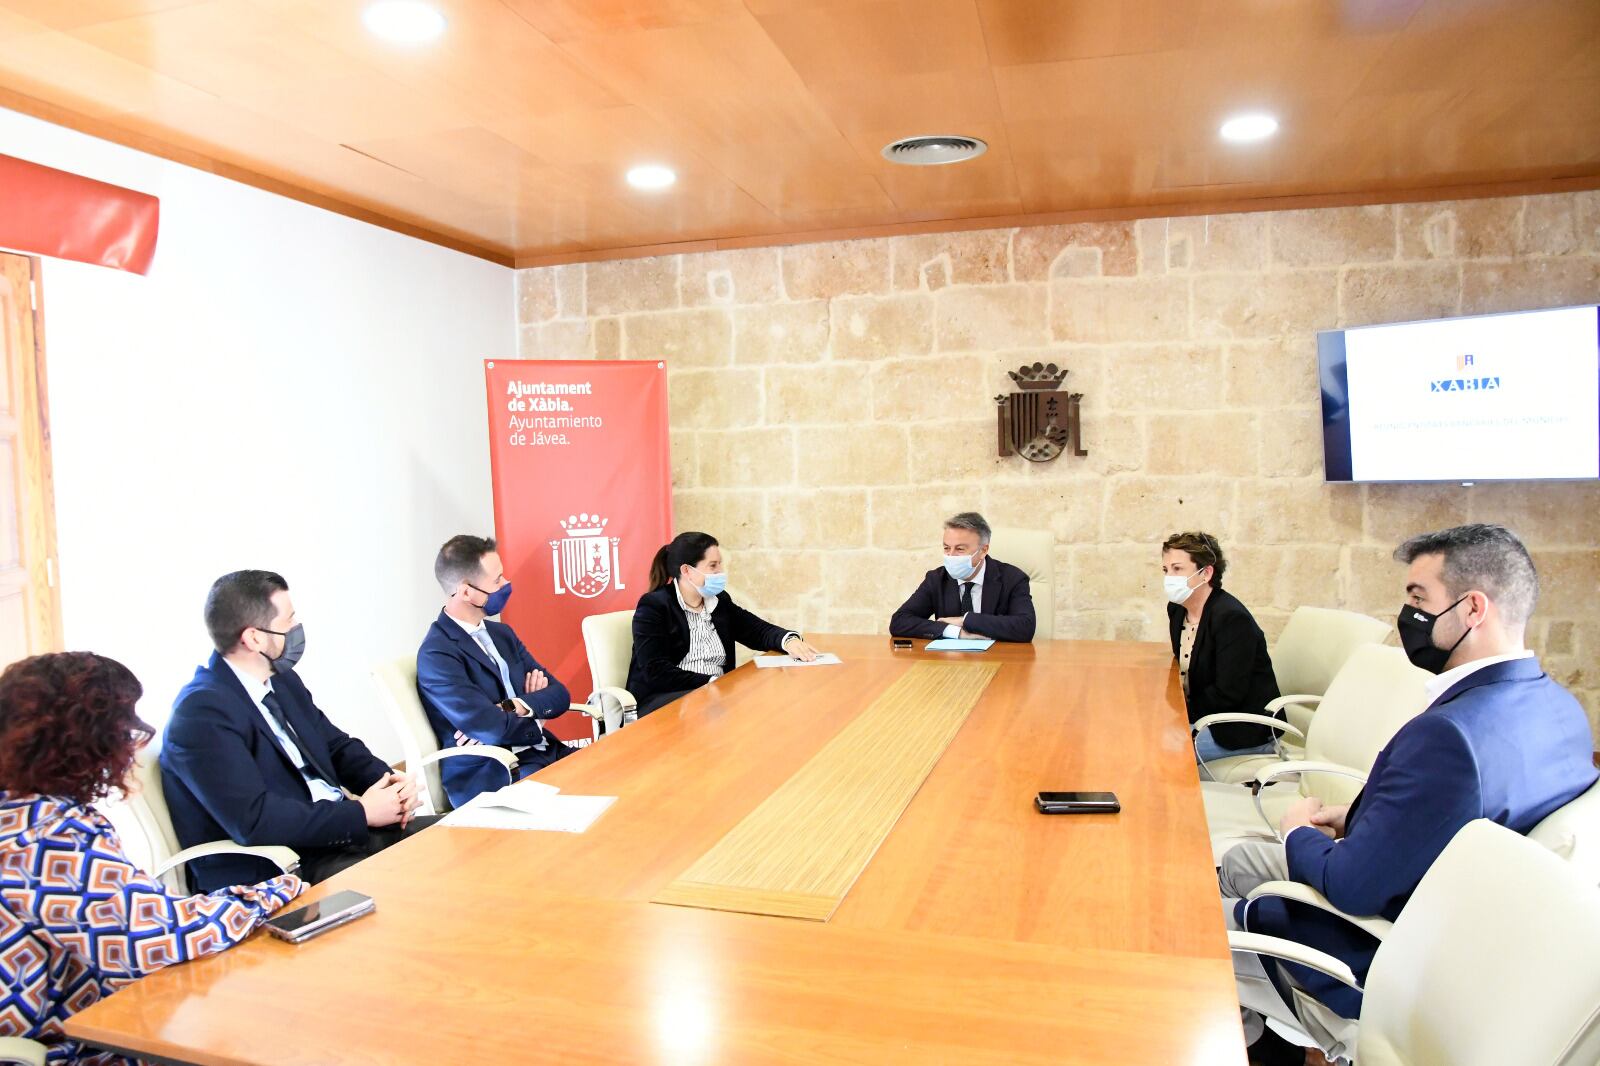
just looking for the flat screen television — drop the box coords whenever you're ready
[1318,304,1600,484]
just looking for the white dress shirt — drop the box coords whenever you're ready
[942,559,986,639]
[222,658,345,804]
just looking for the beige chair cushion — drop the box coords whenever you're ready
[1271,606,1393,701]
[372,655,449,811]
[1529,778,1600,888]
[1359,819,1600,1066]
[99,750,187,892]
[987,526,1053,640]
[581,610,636,693]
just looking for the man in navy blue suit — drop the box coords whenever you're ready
[1220,524,1598,1062]
[889,511,1036,642]
[163,571,428,892]
[415,535,573,809]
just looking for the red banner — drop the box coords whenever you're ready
[484,359,672,713]
[0,154,159,274]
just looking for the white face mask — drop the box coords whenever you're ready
[1163,569,1207,605]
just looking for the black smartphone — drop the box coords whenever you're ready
[1034,791,1121,814]
[263,890,376,943]
[891,638,913,649]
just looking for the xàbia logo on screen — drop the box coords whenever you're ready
[550,513,626,599]
[1431,352,1501,393]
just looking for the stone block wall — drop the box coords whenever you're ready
[517,191,1600,738]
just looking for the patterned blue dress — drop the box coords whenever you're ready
[0,794,303,1064]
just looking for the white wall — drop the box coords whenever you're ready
[1,107,513,761]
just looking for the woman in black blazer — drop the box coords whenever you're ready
[1161,531,1282,761]
[625,531,820,716]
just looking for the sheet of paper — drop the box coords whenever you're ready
[924,637,996,651]
[461,780,560,814]
[752,653,844,668]
[442,794,616,833]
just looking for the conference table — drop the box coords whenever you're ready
[69,635,1248,1064]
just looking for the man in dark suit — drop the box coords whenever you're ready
[1220,524,1599,1062]
[416,535,573,809]
[162,570,427,892]
[889,511,1036,642]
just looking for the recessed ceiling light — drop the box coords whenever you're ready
[362,1,446,45]
[1219,113,1279,144]
[881,134,988,166]
[626,164,677,191]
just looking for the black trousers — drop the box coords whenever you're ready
[297,815,442,885]
[637,688,697,717]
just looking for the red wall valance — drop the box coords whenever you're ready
[0,154,159,274]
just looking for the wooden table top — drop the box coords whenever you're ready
[68,636,1247,1065]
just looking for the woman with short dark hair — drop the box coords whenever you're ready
[625,532,820,717]
[1161,531,1282,764]
[0,652,304,1065]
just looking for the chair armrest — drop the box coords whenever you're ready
[1246,881,1395,941]
[1191,713,1305,740]
[1227,932,1362,992]
[0,1037,47,1066]
[1265,694,1323,714]
[154,841,300,880]
[1252,761,1370,839]
[1254,761,1369,791]
[416,745,519,770]
[587,685,637,710]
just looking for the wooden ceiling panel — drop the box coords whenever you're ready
[975,0,1200,67]
[0,0,1593,263]
[0,0,211,32]
[499,0,744,44]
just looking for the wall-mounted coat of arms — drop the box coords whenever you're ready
[995,362,1087,463]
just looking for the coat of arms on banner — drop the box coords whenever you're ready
[550,513,626,599]
[995,361,1088,463]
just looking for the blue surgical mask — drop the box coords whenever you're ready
[468,580,513,616]
[695,570,727,598]
[943,554,978,581]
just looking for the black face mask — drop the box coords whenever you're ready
[1395,596,1470,674]
[256,623,306,675]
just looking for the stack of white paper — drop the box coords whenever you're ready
[440,781,615,833]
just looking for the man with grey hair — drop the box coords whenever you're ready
[889,511,1037,642]
[1220,524,1598,1063]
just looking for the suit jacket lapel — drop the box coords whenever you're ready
[207,652,305,781]
[436,610,503,679]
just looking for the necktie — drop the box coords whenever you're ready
[959,581,974,616]
[262,689,338,786]
[473,629,518,701]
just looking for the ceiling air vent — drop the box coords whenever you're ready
[881,135,988,166]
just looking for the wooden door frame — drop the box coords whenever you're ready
[2,251,63,657]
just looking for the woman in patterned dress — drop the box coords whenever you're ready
[0,652,304,1065]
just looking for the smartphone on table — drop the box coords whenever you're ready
[1034,791,1121,814]
[263,890,376,943]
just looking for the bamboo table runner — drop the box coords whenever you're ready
[653,660,999,921]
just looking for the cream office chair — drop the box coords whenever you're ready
[1200,644,1431,863]
[371,656,520,815]
[99,751,300,896]
[1251,606,1393,767]
[988,526,1054,640]
[1230,818,1600,1065]
[582,609,637,730]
